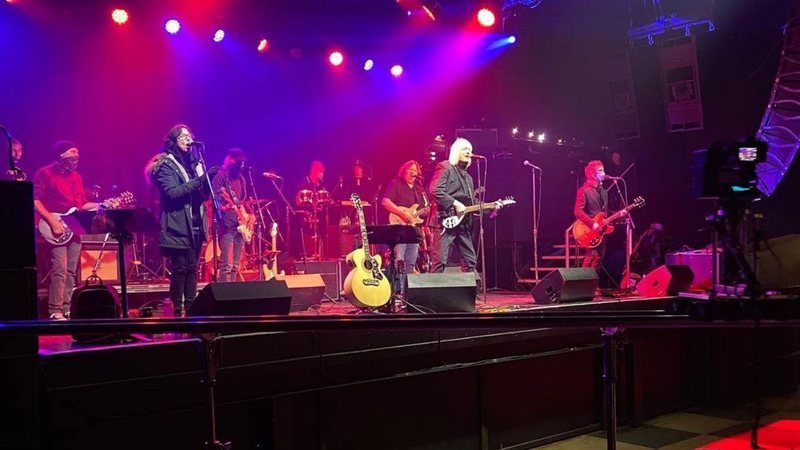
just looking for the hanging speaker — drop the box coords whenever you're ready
[531,268,599,305]
[187,281,292,316]
[637,265,694,297]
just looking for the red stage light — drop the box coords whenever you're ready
[111,9,129,25]
[6,0,18,4]
[329,51,344,67]
[477,8,496,27]
[257,39,269,53]
[390,65,403,77]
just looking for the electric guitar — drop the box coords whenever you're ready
[388,204,430,226]
[572,196,646,248]
[440,197,516,229]
[343,194,391,309]
[262,222,280,280]
[219,187,255,243]
[38,191,134,246]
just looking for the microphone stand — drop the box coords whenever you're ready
[524,163,542,283]
[268,177,297,268]
[607,163,635,288]
[195,143,222,282]
[474,158,488,303]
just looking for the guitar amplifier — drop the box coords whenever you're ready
[79,236,130,283]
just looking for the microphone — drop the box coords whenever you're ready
[605,175,623,180]
[241,165,253,172]
[523,160,541,170]
[263,171,283,180]
[187,141,204,147]
[470,154,486,159]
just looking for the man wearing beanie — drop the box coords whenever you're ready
[33,141,107,320]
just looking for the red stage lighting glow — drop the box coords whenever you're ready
[6,0,18,4]
[329,51,344,67]
[165,19,181,34]
[390,64,403,77]
[257,39,269,53]
[477,8,496,27]
[111,9,129,25]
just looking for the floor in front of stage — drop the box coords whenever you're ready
[37,288,663,354]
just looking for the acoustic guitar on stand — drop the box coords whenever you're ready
[38,191,134,245]
[342,194,391,309]
[572,196,646,248]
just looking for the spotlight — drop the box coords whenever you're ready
[363,59,374,71]
[111,9,129,25]
[390,64,404,77]
[512,127,519,135]
[477,8,496,27]
[257,39,269,53]
[213,29,225,43]
[329,51,344,67]
[537,133,546,143]
[6,0,18,3]
[165,19,181,35]
[508,35,516,44]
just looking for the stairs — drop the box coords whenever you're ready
[517,242,586,284]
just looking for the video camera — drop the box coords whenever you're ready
[692,138,767,200]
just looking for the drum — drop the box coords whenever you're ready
[296,189,314,206]
[315,189,331,206]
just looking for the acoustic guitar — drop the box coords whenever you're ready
[342,194,391,309]
[38,191,134,246]
[572,196,646,248]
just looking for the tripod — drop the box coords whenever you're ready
[127,232,167,282]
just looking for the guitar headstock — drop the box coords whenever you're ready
[270,222,278,237]
[632,196,645,208]
[496,196,516,208]
[350,193,363,210]
[103,191,135,209]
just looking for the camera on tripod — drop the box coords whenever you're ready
[692,138,767,200]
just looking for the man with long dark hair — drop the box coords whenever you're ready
[146,124,217,316]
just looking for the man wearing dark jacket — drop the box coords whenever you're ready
[428,138,477,273]
[574,160,611,270]
[146,124,217,316]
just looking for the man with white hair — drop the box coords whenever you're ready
[428,137,477,273]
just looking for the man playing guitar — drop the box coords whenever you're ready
[381,160,429,276]
[573,160,626,270]
[34,141,119,320]
[212,148,255,282]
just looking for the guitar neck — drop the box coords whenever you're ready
[601,204,637,226]
[463,202,496,214]
[357,208,372,258]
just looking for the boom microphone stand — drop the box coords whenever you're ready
[607,163,635,288]
[193,142,222,282]
[474,157,488,302]
[523,160,542,282]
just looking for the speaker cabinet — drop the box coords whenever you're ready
[637,265,694,297]
[531,268,599,305]
[296,260,346,301]
[276,274,326,312]
[187,281,292,316]
[0,181,35,269]
[406,272,477,312]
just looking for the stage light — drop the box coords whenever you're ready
[537,133,546,142]
[213,29,225,42]
[508,35,516,44]
[257,39,269,53]
[363,59,374,71]
[390,65,403,77]
[329,51,344,67]
[527,131,534,138]
[6,0,18,4]
[111,9,129,25]
[165,19,181,35]
[477,8,496,27]
[512,127,519,135]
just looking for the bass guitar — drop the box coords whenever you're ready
[219,187,255,243]
[440,197,516,229]
[342,193,391,309]
[388,204,430,226]
[38,191,134,246]
[572,196,646,248]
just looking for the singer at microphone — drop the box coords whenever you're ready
[469,154,486,159]
[604,175,622,180]
[263,171,283,180]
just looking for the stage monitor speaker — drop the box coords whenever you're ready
[187,281,292,316]
[637,265,694,297]
[276,274,326,312]
[406,272,477,312]
[531,268,599,305]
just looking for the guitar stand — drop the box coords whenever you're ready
[385,260,425,314]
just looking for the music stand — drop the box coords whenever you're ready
[365,225,420,313]
[75,208,160,318]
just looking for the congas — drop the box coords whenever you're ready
[296,189,314,207]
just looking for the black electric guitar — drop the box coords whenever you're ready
[38,191,134,245]
[342,194,391,309]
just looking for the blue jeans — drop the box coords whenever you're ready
[48,240,81,315]
[393,243,420,275]
[219,230,245,282]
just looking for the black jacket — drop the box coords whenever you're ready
[429,161,474,228]
[146,152,209,249]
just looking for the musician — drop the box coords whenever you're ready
[296,160,327,205]
[8,138,26,181]
[381,160,428,275]
[574,160,612,270]
[212,148,255,282]
[33,141,108,320]
[146,124,217,316]
[429,138,477,273]
[293,160,327,258]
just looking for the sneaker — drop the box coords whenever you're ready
[63,311,70,319]
[49,312,66,320]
